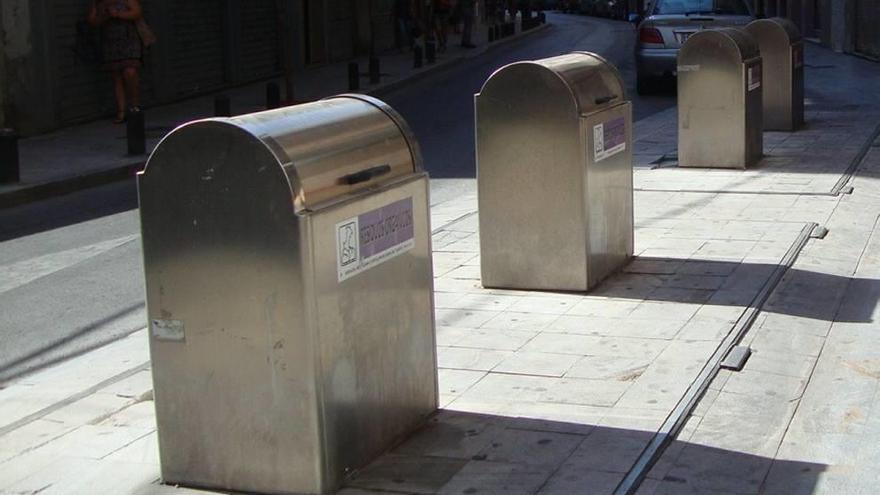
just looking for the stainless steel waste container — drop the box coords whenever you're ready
[138,94,437,495]
[745,18,805,131]
[678,28,763,169]
[476,52,633,292]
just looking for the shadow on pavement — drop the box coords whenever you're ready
[338,410,826,494]
[587,257,876,324]
[0,301,145,385]
[0,179,139,243]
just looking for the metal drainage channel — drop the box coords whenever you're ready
[613,221,821,495]
[0,361,151,437]
[432,210,478,235]
[634,121,880,197]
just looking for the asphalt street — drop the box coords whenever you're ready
[386,12,674,178]
[0,12,675,383]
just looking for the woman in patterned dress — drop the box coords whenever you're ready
[88,0,144,124]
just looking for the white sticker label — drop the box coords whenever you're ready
[593,117,627,162]
[336,197,415,282]
[677,64,701,72]
[675,31,696,44]
[151,319,185,342]
[748,65,762,91]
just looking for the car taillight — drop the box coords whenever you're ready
[639,27,664,44]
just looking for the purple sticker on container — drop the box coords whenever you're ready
[337,197,415,281]
[593,117,627,162]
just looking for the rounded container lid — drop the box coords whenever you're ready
[144,95,422,213]
[480,51,627,116]
[683,28,761,62]
[746,17,802,44]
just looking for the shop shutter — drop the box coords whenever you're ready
[327,0,355,62]
[854,0,880,59]
[371,0,395,53]
[239,1,280,82]
[169,0,226,96]
[54,0,114,124]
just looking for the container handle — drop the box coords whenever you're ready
[338,164,392,185]
[594,95,617,105]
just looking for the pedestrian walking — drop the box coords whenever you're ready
[409,0,430,51]
[504,1,513,22]
[484,0,498,24]
[521,0,532,19]
[87,0,149,124]
[451,1,462,34]
[433,0,454,52]
[459,0,477,48]
[393,0,415,51]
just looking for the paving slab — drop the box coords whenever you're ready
[646,53,880,494]
[0,176,815,495]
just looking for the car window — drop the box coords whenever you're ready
[653,0,751,15]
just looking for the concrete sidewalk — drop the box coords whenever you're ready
[1,44,880,495]
[0,17,547,209]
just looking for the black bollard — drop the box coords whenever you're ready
[0,128,20,184]
[488,25,496,42]
[348,62,360,91]
[126,108,146,155]
[369,56,380,84]
[214,94,231,117]
[413,45,423,68]
[266,82,281,109]
[425,39,436,64]
[539,12,546,24]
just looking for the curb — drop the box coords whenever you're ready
[0,161,144,209]
[0,22,551,210]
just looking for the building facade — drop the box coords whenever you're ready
[636,0,878,59]
[0,0,398,135]
[755,0,879,58]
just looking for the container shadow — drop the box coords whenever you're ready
[341,410,827,495]
[0,301,145,385]
[585,257,877,324]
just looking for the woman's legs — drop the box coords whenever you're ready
[122,66,140,110]
[112,70,126,120]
